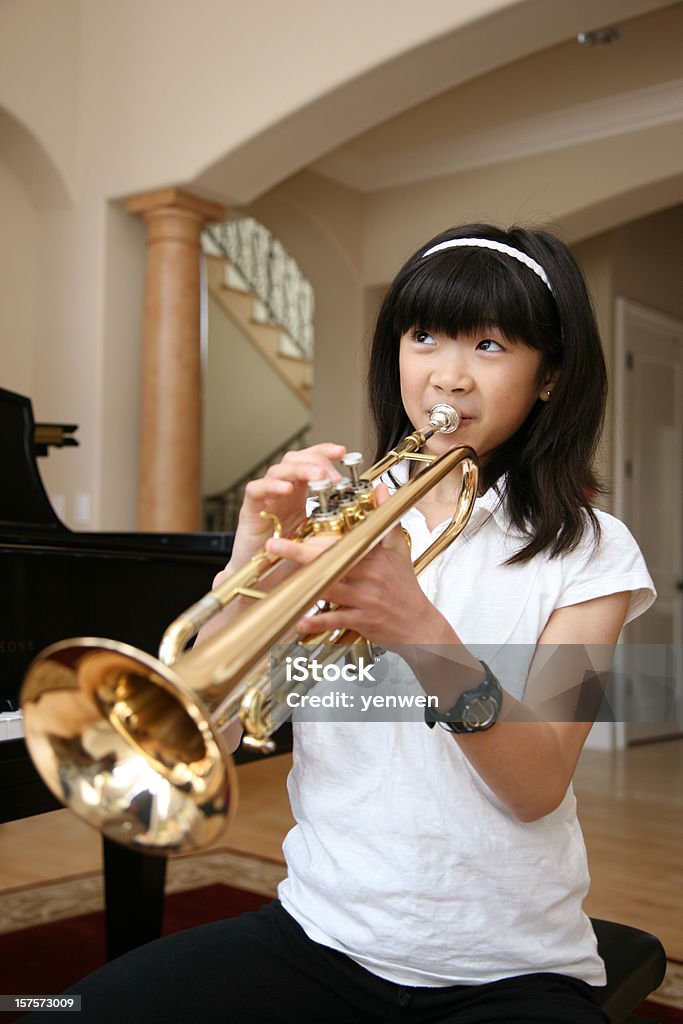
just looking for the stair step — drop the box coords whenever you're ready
[223,262,251,293]
[206,255,312,404]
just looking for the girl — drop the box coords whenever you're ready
[43,225,654,1023]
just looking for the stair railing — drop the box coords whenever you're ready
[202,218,314,361]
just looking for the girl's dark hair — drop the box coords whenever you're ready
[368,223,607,563]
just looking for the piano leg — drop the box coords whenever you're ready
[102,838,167,960]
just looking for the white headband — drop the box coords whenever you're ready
[421,237,553,294]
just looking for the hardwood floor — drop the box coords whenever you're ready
[1,739,681,959]
[574,737,683,960]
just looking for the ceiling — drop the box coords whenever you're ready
[310,3,683,193]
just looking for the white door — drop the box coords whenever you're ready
[614,298,683,744]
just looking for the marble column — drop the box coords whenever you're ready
[126,188,224,531]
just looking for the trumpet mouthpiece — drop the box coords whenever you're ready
[428,404,460,433]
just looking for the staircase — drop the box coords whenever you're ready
[205,254,313,406]
[201,218,315,532]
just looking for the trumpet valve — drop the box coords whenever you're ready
[342,451,363,486]
[308,477,333,514]
[330,477,364,529]
[309,478,347,534]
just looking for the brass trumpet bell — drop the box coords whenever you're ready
[21,639,234,852]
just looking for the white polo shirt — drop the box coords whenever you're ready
[278,471,655,987]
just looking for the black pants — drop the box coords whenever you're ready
[27,900,610,1024]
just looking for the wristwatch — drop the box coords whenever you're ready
[426,661,503,734]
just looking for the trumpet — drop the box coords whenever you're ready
[20,405,478,854]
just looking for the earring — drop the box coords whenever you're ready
[545,390,552,399]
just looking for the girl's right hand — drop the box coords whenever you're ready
[216,443,347,581]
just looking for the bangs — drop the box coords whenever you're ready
[389,248,558,349]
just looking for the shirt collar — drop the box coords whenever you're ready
[382,459,527,539]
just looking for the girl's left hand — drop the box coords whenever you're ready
[264,484,453,647]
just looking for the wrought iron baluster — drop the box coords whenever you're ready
[202,217,314,361]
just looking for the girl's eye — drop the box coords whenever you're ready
[414,330,437,347]
[477,338,504,352]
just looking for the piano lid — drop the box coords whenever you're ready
[0,387,67,531]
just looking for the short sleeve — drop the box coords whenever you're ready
[556,511,656,624]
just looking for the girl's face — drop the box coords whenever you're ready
[399,327,552,461]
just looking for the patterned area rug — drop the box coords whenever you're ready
[639,960,683,1019]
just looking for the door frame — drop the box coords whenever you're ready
[613,296,683,746]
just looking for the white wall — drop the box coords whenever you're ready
[28,199,107,529]
[0,158,37,396]
[0,0,79,206]
[572,203,683,503]
[98,203,147,530]
[611,205,683,321]
[203,294,309,494]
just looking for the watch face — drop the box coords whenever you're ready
[462,696,497,730]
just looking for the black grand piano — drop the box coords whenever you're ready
[0,386,282,958]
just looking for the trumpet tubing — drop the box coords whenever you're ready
[20,406,478,854]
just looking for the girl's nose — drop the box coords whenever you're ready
[431,361,473,393]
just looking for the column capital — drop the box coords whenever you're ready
[126,187,224,223]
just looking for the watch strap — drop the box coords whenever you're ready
[425,661,503,734]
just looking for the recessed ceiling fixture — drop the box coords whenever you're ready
[577,26,620,46]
